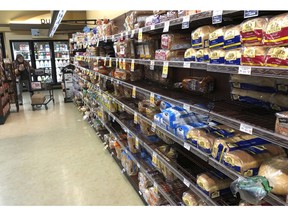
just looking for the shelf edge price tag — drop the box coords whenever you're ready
[150,25,155,30]
[184,142,191,151]
[109,58,112,67]
[240,123,253,135]
[244,10,258,18]
[134,112,138,124]
[104,57,107,66]
[162,61,169,78]
[96,38,100,47]
[131,59,135,72]
[183,103,190,111]
[150,60,155,70]
[183,178,190,187]
[150,92,155,105]
[182,16,190,29]
[138,28,143,43]
[238,66,251,75]
[131,30,135,39]
[151,123,156,132]
[163,21,170,33]
[212,10,223,24]
[123,59,126,70]
[122,103,125,110]
[132,86,136,98]
[137,162,140,169]
[153,181,158,194]
[112,35,115,42]
[115,58,118,68]
[183,62,191,68]
[135,137,139,149]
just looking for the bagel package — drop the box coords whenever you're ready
[192,25,216,49]
[241,46,267,66]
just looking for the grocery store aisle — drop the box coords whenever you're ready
[0,90,143,206]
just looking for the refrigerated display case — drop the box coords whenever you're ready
[34,41,52,82]
[53,41,70,83]
[11,41,32,66]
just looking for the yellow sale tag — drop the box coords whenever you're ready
[134,112,138,124]
[132,86,136,98]
[135,137,139,149]
[109,58,112,67]
[138,28,143,43]
[150,92,154,105]
[131,59,135,72]
[162,62,169,78]
[123,59,126,70]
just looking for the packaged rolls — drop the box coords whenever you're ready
[224,49,241,65]
[258,157,288,195]
[265,47,288,68]
[224,25,241,50]
[263,13,288,46]
[195,48,210,62]
[161,34,191,50]
[184,48,197,61]
[275,111,288,136]
[191,25,216,49]
[241,46,267,66]
[209,49,226,64]
[240,17,268,46]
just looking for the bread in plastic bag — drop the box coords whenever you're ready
[182,76,215,94]
[182,191,200,206]
[241,46,267,66]
[224,49,242,65]
[265,46,288,68]
[191,25,216,49]
[275,111,288,136]
[209,26,231,49]
[161,33,191,50]
[209,49,226,64]
[195,48,210,62]
[184,48,197,61]
[224,25,241,50]
[258,157,288,195]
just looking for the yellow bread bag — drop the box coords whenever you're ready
[192,25,216,49]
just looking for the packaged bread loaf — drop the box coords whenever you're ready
[240,17,268,46]
[197,171,232,198]
[182,76,215,94]
[223,144,286,176]
[175,122,208,141]
[182,191,200,206]
[184,48,197,61]
[241,46,267,66]
[224,25,242,50]
[161,33,191,50]
[263,13,288,46]
[265,47,288,68]
[209,26,231,49]
[258,157,288,195]
[195,48,210,62]
[155,49,185,61]
[224,49,241,65]
[209,49,226,64]
[192,25,216,49]
[275,111,288,136]
[113,69,130,81]
[127,133,138,153]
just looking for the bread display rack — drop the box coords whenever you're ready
[71,10,288,206]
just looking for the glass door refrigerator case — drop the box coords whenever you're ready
[53,41,70,83]
[11,41,32,66]
[33,41,52,81]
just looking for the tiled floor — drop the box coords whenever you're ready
[0,90,143,206]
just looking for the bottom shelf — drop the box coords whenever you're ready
[0,109,10,125]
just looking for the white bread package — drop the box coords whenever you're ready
[209,49,226,64]
[184,48,197,61]
[195,48,210,62]
[258,157,288,195]
[175,122,208,140]
[196,171,232,198]
[223,144,286,176]
[224,49,241,65]
[263,13,288,46]
[241,46,267,66]
[275,111,288,136]
[182,191,200,206]
[240,17,268,46]
[265,47,288,68]
[161,33,191,50]
[209,26,231,49]
[191,25,216,49]
[224,25,241,50]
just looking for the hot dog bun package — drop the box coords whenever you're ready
[241,46,267,66]
[209,26,231,49]
[161,33,191,50]
[224,49,242,65]
[196,171,232,198]
[191,25,216,49]
[223,144,286,176]
[195,48,210,62]
[224,25,242,50]
[263,13,288,46]
[209,49,226,64]
[184,48,197,61]
[240,17,268,46]
[275,111,288,136]
[265,47,288,68]
[258,157,288,195]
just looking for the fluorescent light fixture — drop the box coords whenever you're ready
[49,10,66,37]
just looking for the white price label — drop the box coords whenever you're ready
[138,190,142,195]
[182,16,190,29]
[109,58,112,67]
[135,137,139,149]
[240,123,253,135]
[131,30,135,38]
[125,31,128,37]
[150,60,155,70]
[150,25,155,30]
[134,112,138,124]
[96,39,100,47]
[238,66,252,75]
[137,163,140,168]
[183,178,190,187]
[122,104,125,110]
[183,62,191,68]
[121,168,125,174]
[138,28,143,43]
[131,59,135,72]
[212,10,223,24]
[112,35,115,41]
[123,59,126,70]
[184,142,191,151]
[154,182,158,194]
[213,10,223,16]
[163,21,170,33]
[111,77,114,82]
[151,123,156,132]
[132,86,136,98]
[113,116,116,122]
[162,61,169,78]
[183,104,190,111]
[121,32,124,39]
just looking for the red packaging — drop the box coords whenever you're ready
[241,47,267,66]
[265,47,288,68]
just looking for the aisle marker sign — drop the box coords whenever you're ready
[138,28,143,43]
[134,112,138,124]
[183,178,190,187]
[109,58,112,67]
[150,92,155,105]
[183,62,191,68]
[182,16,190,29]
[162,61,169,78]
[240,123,253,135]
[132,86,136,98]
[131,59,135,72]
[238,66,251,75]
[135,137,139,149]
[212,10,223,24]
[163,21,170,32]
[184,142,191,151]
[244,10,259,18]
[150,60,155,70]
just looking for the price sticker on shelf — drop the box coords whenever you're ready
[244,10,259,18]
[131,59,135,72]
[240,123,253,135]
[138,190,142,196]
[238,66,251,75]
[150,60,155,70]
[116,80,120,86]
[123,59,126,70]
[96,38,100,47]
[104,36,107,43]
[183,178,190,187]
[111,77,114,83]
[115,58,119,68]
[125,31,129,38]
[153,182,158,194]
[135,137,139,149]
[138,28,143,43]
[183,62,191,68]
[152,151,158,164]
[137,162,140,169]
[122,103,125,110]
[134,112,138,124]
[151,123,156,132]
[150,92,155,105]
[131,30,135,39]
[109,58,112,67]
[150,25,155,31]
[183,104,190,111]
[184,142,191,151]
[212,10,223,24]
[112,35,115,42]
[121,168,126,174]
[163,21,170,32]
[132,86,136,98]
[162,61,169,78]
[112,116,116,122]
[104,58,107,66]
[182,16,190,29]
